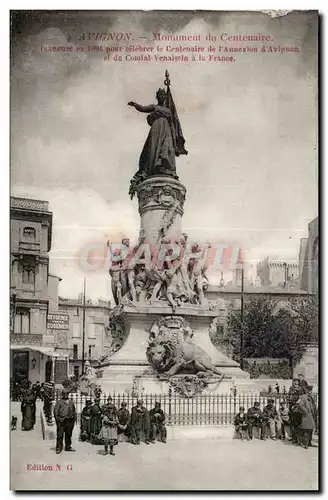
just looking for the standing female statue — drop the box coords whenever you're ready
[128,72,188,199]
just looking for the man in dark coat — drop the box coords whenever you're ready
[80,400,92,442]
[307,385,318,445]
[247,402,265,440]
[288,379,303,443]
[234,407,249,440]
[32,381,42,400]
[54,389,77,454]
[130,400,150,445]
[90,397,103,444]
[297,386,317,449]
[150,401,167,443]
[263,399,280,440]
[117,402,130,441]
[43,381,55,425]
[298,373,308,393]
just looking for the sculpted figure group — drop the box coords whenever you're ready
[108,232,209,311]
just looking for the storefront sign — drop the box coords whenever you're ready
[47,313,69,330]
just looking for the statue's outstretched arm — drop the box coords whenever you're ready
[128,102,155,113]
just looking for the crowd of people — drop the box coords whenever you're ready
[13,379,56,430]
[11,379,44,402]
[13,374,318,454]
[17,381,39,431]
[234,376,318,450]
[53,390,167,456]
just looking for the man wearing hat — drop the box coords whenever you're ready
[130,400,150,445]
[117,402,130,442]
[150,401,167,443]
[247,401,265,440]
[90,396,103,444]
[80,399,92,442]
[54,389,77,454]
[263,398,279,440]
[298,373,309,393]
[297,385,317,448]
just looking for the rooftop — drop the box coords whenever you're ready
[58,297,111,308]
[10,196,50,213]
[206,284,310,295]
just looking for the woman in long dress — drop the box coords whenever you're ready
[21,387,36,431]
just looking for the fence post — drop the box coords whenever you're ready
[168,387,172,425]
[233,387,237,424]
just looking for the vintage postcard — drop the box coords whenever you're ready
[10,9,318,491]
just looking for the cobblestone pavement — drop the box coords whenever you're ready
[10,405,318,491]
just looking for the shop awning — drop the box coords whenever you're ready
[10,345,63,358]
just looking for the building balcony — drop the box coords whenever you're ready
[18,241,41,254]
[11,333,43,346]
[69,353,99,361]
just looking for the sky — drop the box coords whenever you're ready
[10,10,318,300]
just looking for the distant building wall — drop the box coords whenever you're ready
[58,298,111,378]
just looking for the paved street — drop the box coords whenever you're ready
[10,409,318,491]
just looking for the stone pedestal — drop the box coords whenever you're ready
[137,176,186,245]
[294,343,318,387]
[100,173,251,397]
[96,302,249,395]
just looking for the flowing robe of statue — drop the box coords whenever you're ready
[128,75,188,199]
[139,105,176,178]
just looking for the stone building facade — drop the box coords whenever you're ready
[300,216,319,294]
[10,196,66,384]
[58,297,111,379]
[256,257,299,288]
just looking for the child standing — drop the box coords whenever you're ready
[99,408,118,456]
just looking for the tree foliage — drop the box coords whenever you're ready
[224,295,318,366]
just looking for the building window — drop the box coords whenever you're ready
[72,323,80,338]
[14,308,30,334]
[95,324,104,336]
[23,227,36,241]
[21,256,36,291]
[88,323,96,339]
[74,366,79,379]
[88,345,95,358]
[73,344,78,360]
[22,264,35,285]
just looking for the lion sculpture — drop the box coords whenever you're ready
[146,335,224,379]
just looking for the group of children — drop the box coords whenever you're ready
[80,397,167,456]
[234,385,318,449]
[234,399,290,441]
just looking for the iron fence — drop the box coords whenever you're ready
[53,390,319,427]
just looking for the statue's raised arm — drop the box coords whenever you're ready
[128,102,155,113]
[128,71,188,199]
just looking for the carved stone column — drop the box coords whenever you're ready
[136,176,186,246]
